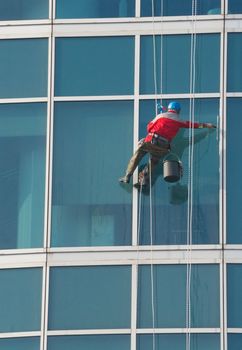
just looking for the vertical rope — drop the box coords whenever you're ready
[151,0,158,113]
[148,157,156,350]
[186,0,197,350]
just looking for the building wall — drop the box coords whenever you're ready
[0,1,241,349]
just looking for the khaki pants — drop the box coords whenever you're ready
[125,139,170,183]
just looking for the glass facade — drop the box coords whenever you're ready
[141,0,221,16]
[0,1,241,349]
[51,101,133,247]
[0,103,47,249]
[0,0,49,20]
[140,34,220,94]
[48,266,131,329]
[0,39,48,98]
[56,0,135,19]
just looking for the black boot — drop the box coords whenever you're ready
[119,174,131,183]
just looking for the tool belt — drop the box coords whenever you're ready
[149,133,170,148]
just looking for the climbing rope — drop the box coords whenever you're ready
[148,157,156,350]
[186,0,198,349]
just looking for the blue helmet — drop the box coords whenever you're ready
[168,101,181,114]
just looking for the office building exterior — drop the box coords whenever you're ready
[0,0,242,349]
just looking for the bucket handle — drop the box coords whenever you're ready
[163,152,182,163]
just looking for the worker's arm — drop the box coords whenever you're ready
[180,121,217,129]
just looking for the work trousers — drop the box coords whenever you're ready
[125,139,170,181]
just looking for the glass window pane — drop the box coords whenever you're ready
[227,264,242,327]
[228,0,242,14]
[0,268,42,332]
[226,98,242,243]
[48,266,131,330]
[137,264,220,328]
[55,37,134,96]
[227,33,242,92]
[56,0,135,18]
[0,39,48,98]
[138,99,219,245]
[228,334,242,350]
[137,334,220,350]
[0,0,48,20]
[48,335,130,350]
[0,103,46,249]
[51,101,132,247]
[141,0,221,16]
[0,337,40,350]
[140,34,220,94]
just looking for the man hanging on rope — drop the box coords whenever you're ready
[119,101,216,189]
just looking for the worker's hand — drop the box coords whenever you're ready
[205,123,216,129]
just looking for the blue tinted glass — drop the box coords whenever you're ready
[0,39,48,98]
[0,103,46,249]
[56,0,135,18]
[0,0,48,20]
[137,334,220,350]
[48,266,131,329]
[137,264,219,328]
[195,34,220,92]
[51,101,132,247]
[138,99,219,245]
[228,0,242,14]
[141,0,220,16]
[55,37,134,96]
[140,34,220,94]
[227,264,242,327]
[138,334,184,350]
[228,334,242,350]
[227,98,242,243]
[227,34,242,92]
[48,335,130,350]
[140,35,190,94]
[0,337,40,350]
[0,268,42,332]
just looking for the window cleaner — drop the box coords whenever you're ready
[119,101,216,189]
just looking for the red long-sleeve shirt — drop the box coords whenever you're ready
[144,112,202,143]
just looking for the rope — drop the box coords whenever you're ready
[151,0,158,114]
[186,0,197,349]
[148,157,156,350]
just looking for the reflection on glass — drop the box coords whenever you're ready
[228,0,242,14]
[0,103,46,249]
[227,264,242,327]
[0,39,48,98]
[227,34,242,92]
[48,266,131,330]
[227,98,242,243]
[138,99,219,245]
[137,264,220,328]
[55,37,134,96]
[140,34,220,94]
[0,268,42,332]
[0,0,48,20]
[228,334,242,350]
[48,335,130,350]
[56,0,135,18]
[0,337,40,350]
[51,101,133,247]
[137,334,220,350]
[141,0,221,16]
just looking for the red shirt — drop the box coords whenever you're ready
[144,112,201,143]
